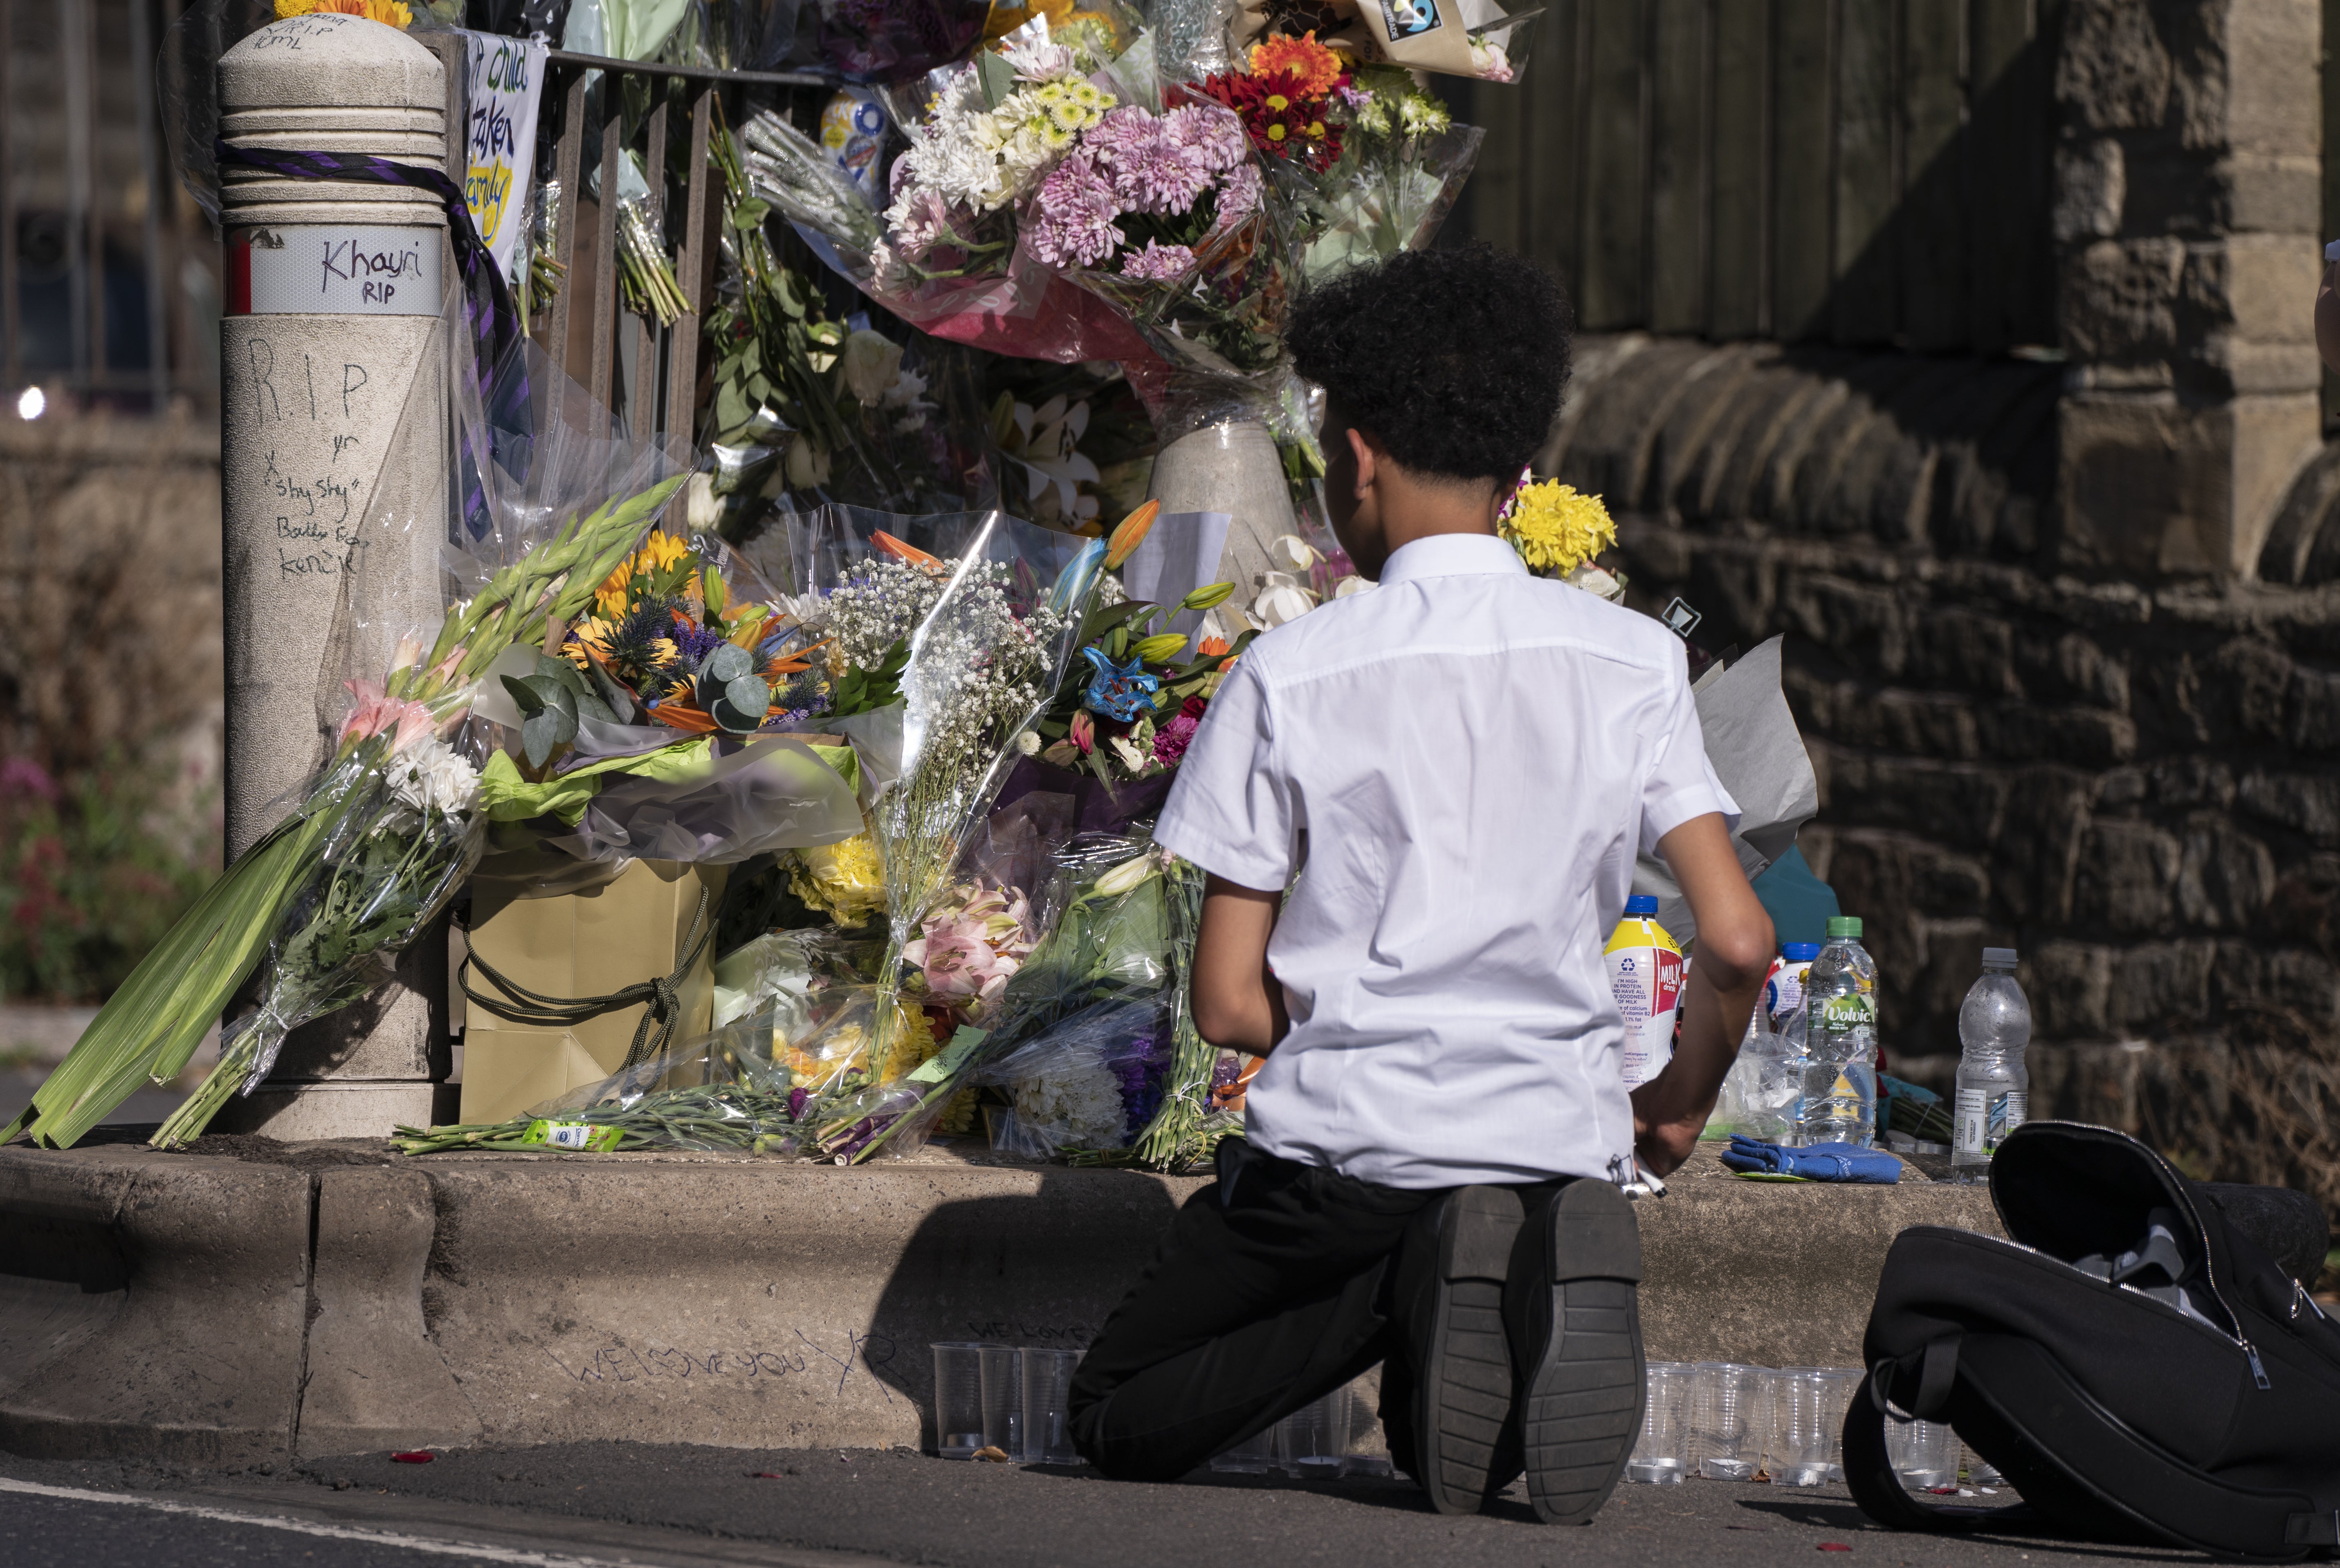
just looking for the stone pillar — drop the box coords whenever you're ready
[1145,421,1302,627]
[2052,0,2326,580]
[214,13,452,1139]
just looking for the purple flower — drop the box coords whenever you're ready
[671,619,726,670]
[1152,711,1201,764]
[1027,152,1124,268]
[1213,163,1262,230]
[1119,240,1196,284]
[1163,104,1249,174]
[0,757,57,802]
[1082,104,1162,163]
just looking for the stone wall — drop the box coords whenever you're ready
[1544,334,2340,1205]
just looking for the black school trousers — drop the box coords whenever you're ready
[1066,1137,1432,1480]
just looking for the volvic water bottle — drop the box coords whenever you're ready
[1796,917,1878,1145]
[1951,948,2031,1182]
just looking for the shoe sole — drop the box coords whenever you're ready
[1417,1186,1524,1515]
[1517,1179,1644,1526]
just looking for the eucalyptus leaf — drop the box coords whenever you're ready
[520,708,565,769]
[701,642,752,683]
[501,673,548,718]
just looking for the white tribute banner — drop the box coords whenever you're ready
[456,29,548,279]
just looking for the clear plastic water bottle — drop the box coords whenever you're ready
[1951,948,2030,1182]
[1796,917,1878,1146]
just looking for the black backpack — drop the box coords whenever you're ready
[1844,1121,2340,1562]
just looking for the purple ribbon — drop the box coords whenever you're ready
[214,140,531,529]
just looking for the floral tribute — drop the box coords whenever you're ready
[1196,32,1352,174]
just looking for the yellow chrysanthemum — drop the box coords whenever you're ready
[786,831,887,928]
[938,1087,978,1135]
[876,1001,936,1085]
[1501,479,1616,576]
[1249,32,1346,98]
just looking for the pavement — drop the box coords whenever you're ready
[0,1004,217,1130]
[0,1443,2205,1568]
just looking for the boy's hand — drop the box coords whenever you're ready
[1635,814,1776,1177]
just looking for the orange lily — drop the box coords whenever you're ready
[1103,500,1159,570]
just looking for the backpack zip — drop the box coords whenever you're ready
[2246,1343,2272,1390]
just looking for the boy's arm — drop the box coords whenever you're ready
[1190,874,1290,1054]
[1633,813,1776,1176]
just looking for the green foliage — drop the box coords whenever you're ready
[828,637,909,719]
[0,759,219,1005]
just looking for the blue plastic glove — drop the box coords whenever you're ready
[1720,1134,1901,1184]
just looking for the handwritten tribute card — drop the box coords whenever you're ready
[457,29,549,281]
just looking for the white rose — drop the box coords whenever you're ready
[840,329,905,405]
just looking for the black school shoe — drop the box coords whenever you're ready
[1393,1186,1529,1513]
[1504,1177,1647,1524]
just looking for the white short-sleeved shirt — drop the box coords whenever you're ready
[1154,531,1740,1189]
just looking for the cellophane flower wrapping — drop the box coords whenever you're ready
[152,297,691,1147]
[738,8,1168,366]
[393,1006,808,1155]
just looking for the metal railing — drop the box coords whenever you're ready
[530,49,835,451]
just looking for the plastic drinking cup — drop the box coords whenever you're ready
[931,1342,987,1459]
[1816,1367,1863,1481]
[1019,1348,1082,1465]
[1765,1370,1833,1486]
[1887,1415,1959,1489]
[977,1344,1019,1456]
[1691,1362,1762,1480]
[1209,1426,1274,1474]
[1626,1362,1691,1484]
[1274,1386,1352,1474]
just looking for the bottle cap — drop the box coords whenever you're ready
[1826,916,1862,939]
[1982,947,2018,968]
[1624,894,1659,916]
[1781,943,1822,961]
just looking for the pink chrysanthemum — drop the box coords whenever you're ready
[1211,162,1262,230]
[1163,103,1250,174]
[1119,239,1196,283]
[1027,152,1123,268]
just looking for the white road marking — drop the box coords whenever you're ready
[0,1476,644,1566]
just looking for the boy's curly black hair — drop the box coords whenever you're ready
[1287,243,1572,485]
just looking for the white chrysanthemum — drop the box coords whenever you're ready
[1013,1058,1127,1150]
[386,737,480,822]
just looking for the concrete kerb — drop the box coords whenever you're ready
[0,1140,2001,1465]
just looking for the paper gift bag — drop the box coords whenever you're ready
[459,858,730,1123]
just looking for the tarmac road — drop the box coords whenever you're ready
[0,1444,2204,1568]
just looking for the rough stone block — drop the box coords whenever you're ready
[1778,576,1908,677]
[2177,814,2277,929]
[2151,756,2237,807]
[2052,137,2126,242]
[2107,941,2217,1031]
[2075,821,2185,934]
[2054,0,2174,131]
[2289,664,2340,753]
[1991,766,2097,923]
[2060,239,2186,365]
[2025,942,2116,1038]
[1808,748,2013,844]
[2213,942,2340,1023]
[1906,607,2019,696]
[2237,769,2340,845]
[1977,704,2138,765]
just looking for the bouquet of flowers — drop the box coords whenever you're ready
[1030,578,1249,788]
[1195,32,1484,287]
[7,303,690,1150]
